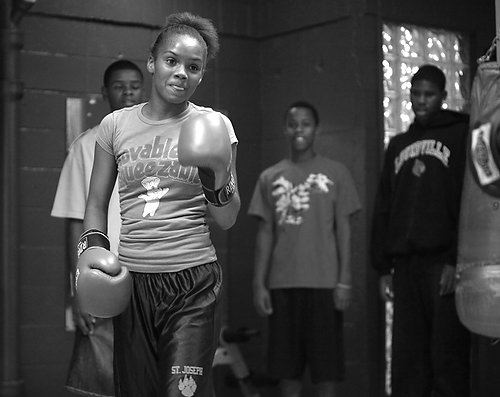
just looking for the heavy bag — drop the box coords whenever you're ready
[456,54,500,338]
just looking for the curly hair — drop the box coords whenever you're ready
[150,12,219,62]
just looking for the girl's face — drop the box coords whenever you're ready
[284,107,318,153]
[147,33,206,106]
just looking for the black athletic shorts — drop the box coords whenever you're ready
[113,261,222,397]
[268,288,345,383]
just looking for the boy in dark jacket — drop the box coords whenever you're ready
[371,64,471,397]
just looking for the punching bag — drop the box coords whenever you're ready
[455,46,500,338]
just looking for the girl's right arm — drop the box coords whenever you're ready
[83,143,117,235]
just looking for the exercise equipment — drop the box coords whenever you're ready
[213,327,277,397]
[456,39,500,338]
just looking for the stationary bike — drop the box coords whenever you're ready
[213,326,277,397]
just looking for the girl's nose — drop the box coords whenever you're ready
[175,64,188,79]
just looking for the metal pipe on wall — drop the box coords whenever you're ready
[1,1,35,396]
[496,0,500,61]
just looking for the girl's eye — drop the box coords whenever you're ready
[165,58,176,66]
[189,64,201,72]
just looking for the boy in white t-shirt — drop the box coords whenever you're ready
[51,59,144,397]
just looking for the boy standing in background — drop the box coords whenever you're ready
[51,59,144,396]
[371,64,471,397]
[250,101,360,397]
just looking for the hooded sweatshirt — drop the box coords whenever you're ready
[371,109,469,275]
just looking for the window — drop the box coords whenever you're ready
[382,23,469,147]
[381,23,469,395]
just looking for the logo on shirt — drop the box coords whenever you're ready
[273,173,333,225]
[412,158,426,177]
[138,176,169,217]
[394,139,450,174]
[118,136,199,186]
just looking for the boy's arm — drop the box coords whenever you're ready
[336,212,352,286]
[68,219,83,274]
[334,212,352,311]
[67,218,96,334]
[252,218,274,316]
[371,144,397,301]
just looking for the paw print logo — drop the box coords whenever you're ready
[178,375,197,396]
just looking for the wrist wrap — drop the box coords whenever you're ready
[77,229,110,258]
[203,172,236,207]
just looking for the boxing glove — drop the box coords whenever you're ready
[178,113,236,207]
[75,230,132,318]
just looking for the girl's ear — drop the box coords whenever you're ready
[193,70,204,88]
[147,56,155,74]
[198,66,206,84]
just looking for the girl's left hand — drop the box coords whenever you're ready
[334,284,352,311]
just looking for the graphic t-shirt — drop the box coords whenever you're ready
[248,155,361,288]
[97,102,238,272]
